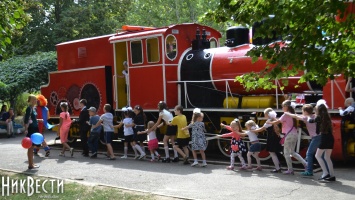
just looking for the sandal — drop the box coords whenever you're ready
[28,164,40,170]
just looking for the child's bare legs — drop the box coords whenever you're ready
[170,136,178,159]
[200,150,207,165]
[247,152,252,167]
[150,149,156,160]
[28,146,34,167]
[123,142,128,157]
[200,150,206,160]
[163,135,171,159]
[62,142,71,153]
[173,145,186,158]
[192,150,198,160]
[183,146,189,158]
[252,152,261,168]
[106,143,114,158]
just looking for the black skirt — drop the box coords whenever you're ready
[266,126,283,153]
[319,133,334,149]
[134,126,146,142]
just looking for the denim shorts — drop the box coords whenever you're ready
[249,142,261,152]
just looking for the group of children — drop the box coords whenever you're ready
[53,99,337,182]
[216,99,335,181]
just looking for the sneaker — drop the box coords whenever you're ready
[301,171,313,177]
[121,155,128,159]
[28,164,40,170]
[150,159,156,162]
[256,166,262,171]
[172,157,179,162]
[191,162,199,167]
[201,163,207,167]
[59,152,65,157]
[45,150,50,157]
[283,170,294,175]
[318,174,330,180]
[226,166,234,170]
[162,158,171,163]
[239,166,247,170]
[90,153,97,159]
[324,176,336,182]
[270,168,282,173]
[107,157,116,160]
[138,154,146,160]
[70,148,74,157]
[134,155,140,160]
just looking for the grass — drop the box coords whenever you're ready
[0,171,164,200]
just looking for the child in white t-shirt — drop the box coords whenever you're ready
[138,121,162,162]
[113,107,146,159]
[236,120,262,171]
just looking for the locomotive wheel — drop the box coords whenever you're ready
[258,144,271,161]
[217,138,231,157]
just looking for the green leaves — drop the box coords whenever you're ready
[0,0,31,58]
[0,52,57,102]
[207,0,355,91]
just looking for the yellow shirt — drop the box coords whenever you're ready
[171,114,189,139]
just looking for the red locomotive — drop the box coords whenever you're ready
[41,21,355,162]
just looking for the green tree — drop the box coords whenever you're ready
[0,52,57,110]
[0,0,30,58]
[126,0,225,38]
[12,0,131,55]
[206,0,355,91]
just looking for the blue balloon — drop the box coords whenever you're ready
[30,133,44,145]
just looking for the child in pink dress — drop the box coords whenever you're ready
[58,102,73,157]
[138,121,162,162]
[218,120,247,170]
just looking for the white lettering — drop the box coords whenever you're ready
[50,179,55,193]
[11,179,18,194]
[20,179,26,193]
[42,180,48,193]
[35,179,41,194]
[27,176,34,196]
[57,180,64,193]
[1,177,10,196]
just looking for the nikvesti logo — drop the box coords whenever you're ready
[1,176,64,197]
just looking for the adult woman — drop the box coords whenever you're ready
[24,94,42,169]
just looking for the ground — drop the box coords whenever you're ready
[0,131,354,200]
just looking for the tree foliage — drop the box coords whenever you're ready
[206,0,355,91]
[0,0,30,58]
[0,52,57,107]
[126,0,226,40]
[12,0,132,55]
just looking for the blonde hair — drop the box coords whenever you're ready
[245,120,256,128]
[27,94,36,103]
[344,98,354,106]
[230,120,243,132]
[264,108,273,115]
[147,121,155,129]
